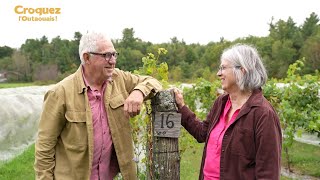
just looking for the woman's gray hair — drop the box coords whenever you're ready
[220,43,268,91]
[78,32,111,64]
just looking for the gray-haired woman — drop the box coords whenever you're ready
[174,44,282,180]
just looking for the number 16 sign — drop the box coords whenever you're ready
[153,112,181,138]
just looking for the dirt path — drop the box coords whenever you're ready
[281,167,320,180]
[294,133,320,147]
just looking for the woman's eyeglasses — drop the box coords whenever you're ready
[217,65,241,72]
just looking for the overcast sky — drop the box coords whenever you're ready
[1,0,319,48]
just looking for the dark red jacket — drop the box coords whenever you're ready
[179,88,282,180]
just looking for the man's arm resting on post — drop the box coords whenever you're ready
[119,69,162,99]
[132,76,162,100]
[122,71,163,117]
[124,90,144,117]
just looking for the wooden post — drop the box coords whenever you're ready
[149,89,181,180]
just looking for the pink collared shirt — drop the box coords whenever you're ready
[82,69,119,180]
[203,98,240,180]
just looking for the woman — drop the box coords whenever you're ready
[174,44,282,180]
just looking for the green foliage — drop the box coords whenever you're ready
[183,78,220,119]
[264,59,320,171]
[0,57,13,70]
[15,34,80,82]
[0,46,14,59]
[129,48,169,178]
[285,59,304,80]
[116,48,144,72]
[2,12,320,83]
[300,29,320,74]
[129,105,150,178]
[269,40,297,78]
[263,78,282,110]
[178,78,221,165]
[168,66,183,82]
[121,28,139,49]
[134,48,169,88]
[200,42,230,70]
[301,12,319,39]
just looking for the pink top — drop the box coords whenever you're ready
[82,68,118,180]
[203,98,240,180]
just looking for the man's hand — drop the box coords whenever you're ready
[124,90,144,118]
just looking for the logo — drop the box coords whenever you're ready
[14,5,61,22]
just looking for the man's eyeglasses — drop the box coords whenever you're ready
[218,65,241,72]
[89,52,119,61]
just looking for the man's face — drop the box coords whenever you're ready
[86,40,117,81]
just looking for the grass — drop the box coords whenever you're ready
[179,142,300,180]
[0,82,36,89]
[281,176,293,180]
[0,144,35,180]
[181,140,320,180]
[282,141,320,177]
[0,81,55,89]
[180,143,204,180]
[0,140,319,179]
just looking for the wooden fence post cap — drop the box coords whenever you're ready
[152,89,178,112]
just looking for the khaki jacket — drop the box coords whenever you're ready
[34,66,162,180]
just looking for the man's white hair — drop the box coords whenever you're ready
[78,31,111,64]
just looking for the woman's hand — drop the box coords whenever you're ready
[173,88,185,109]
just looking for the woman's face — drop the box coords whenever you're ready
[216,59,239,93]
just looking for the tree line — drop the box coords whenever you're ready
[0,12,319,82]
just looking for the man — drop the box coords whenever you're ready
[34,32,162,180]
